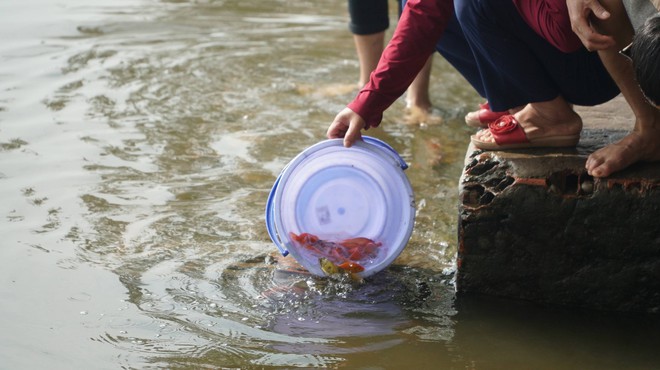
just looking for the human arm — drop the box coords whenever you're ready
[583,1,660,176]
[585,0,654,126]
[566,0,616,50]
[328,0,452,147]
[585,44,660,177]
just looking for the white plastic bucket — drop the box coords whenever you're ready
[265,136,415,278]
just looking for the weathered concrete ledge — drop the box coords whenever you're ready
[456,96,660,313]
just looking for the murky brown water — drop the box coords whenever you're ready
[2,0,660,369]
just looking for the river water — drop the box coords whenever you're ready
[2,0,660,369]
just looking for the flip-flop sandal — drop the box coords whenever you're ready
[465,102,508,128]
[471,115,580,150]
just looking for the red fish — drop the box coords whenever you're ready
[341,237,381,260]
[337,261,365,273]
[288,232,382,273]
[289,232,341,256]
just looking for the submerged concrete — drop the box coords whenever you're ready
[456,96,660,313]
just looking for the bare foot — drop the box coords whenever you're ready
[406,94,432,111]
[473,97,582,144]
[403,104,443,125]
[586,128,660,177]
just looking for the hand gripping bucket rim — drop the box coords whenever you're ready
[265,136,415,278]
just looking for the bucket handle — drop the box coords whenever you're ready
[265,171,289,256]
[363,136,408,170]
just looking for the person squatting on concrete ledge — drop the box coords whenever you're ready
[328,0,660,178]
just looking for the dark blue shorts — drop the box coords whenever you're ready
[348,0,402,35]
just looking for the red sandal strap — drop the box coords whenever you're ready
[488,115,529,145]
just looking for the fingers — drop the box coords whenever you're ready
[582,30,616,51]
[326,120,348,140]
[327,108,351,140]
[587,1,610,21]
[571,17,615,50]
[326,108,366,148]
[567,0,616,50]
[343,117,364,148]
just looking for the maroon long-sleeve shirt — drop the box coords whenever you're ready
[347,0,581,129]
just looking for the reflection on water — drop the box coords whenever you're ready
[2,0,660,369]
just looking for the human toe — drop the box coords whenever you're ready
[473,128,494,142]
[586,151,630,178]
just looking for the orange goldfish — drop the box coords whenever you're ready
[289,232,382,275]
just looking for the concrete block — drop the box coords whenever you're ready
[456,98,660,313]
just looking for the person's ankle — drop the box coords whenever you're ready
[406,97,432,111]
[507,106,523,115]
[526,99,578,122]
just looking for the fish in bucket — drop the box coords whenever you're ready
[265,136,415,279]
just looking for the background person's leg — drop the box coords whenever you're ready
[348,0,389,87]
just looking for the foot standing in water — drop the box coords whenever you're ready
[348,0,437,123]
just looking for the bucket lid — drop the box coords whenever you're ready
[266,137,415,277]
